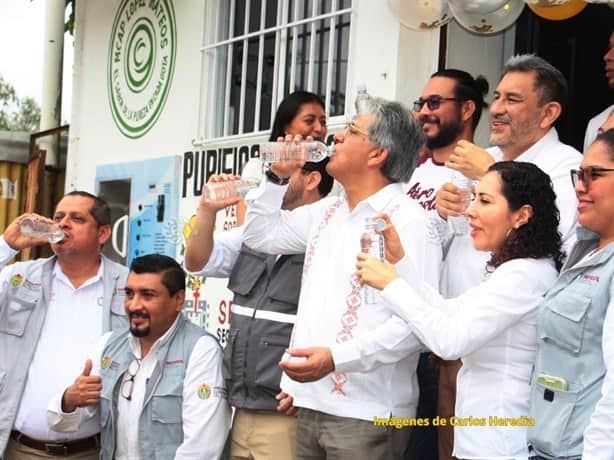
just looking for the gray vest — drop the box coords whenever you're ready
[529,229,614,459]
[0,255,127,456]
[98,315,210,460]
[224,244,303,410]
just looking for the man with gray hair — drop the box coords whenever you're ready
[436,54,581,298]
[243,98,441,458]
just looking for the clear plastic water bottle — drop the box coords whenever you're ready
[258,141,332,163]
[449,171,473,236]
[355,83,371,115]
[20,217,65,243]
[361,217,386,304]
[202,179,260,202]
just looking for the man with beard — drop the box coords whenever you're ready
[434,55,581,458]
[0,191,127,460]
[583,29,614,153]
[49,254,231,460]
[403,69,488,460]
[404,69,489,213]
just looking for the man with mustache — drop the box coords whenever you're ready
[404,69,489,460]
[49,254,231,459]
[583,29,614,153]
[0,191,128,460]
[437,54,581,292]
[433,55,581,458]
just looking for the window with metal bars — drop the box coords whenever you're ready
[199,0,352,140]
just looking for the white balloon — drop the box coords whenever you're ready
[388,0,452,30]
[450,0,509,14]
[450,0,526,34]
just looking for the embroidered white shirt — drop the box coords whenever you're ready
[243,181,441,421]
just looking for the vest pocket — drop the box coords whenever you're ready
[228,251,267,295]
[0,298,36,336]
[151,394,183,452]
[254,334,290,391]
[529,380,579,456]
[539,292,591,354]
[266,258,303,306]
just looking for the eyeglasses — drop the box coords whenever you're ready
[570,166,614,189]
[344,121,369,138]
[120,359,141,401]
[413,96,460,111]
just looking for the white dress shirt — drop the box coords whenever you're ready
[186,225,244,278]
[382,258,559,459]
[439,128,580,298]
[243,181,441,421]
[579,249,614,459]
[583,103,614,153]
[47,316,231,460]
[0,236,105,441]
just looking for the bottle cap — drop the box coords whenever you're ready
[357,83,367,92]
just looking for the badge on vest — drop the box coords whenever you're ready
[101,356,120,370]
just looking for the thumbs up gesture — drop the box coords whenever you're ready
[61,359,103,413]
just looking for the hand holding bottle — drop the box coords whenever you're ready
[265,134,313,180]
[356,253,399,291]
[3,213,63,250]
[198,174,249,210]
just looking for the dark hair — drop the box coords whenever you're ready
[486,161,564,272]
[62,190,111,226]
[269,91,326,141]
[431,69,489,130]
[130,254,186,296]
[502,54,568,111]
[366,97,425,183]
[595,128,614,161]
[301,157,334,197]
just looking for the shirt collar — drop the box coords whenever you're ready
[513,127,559,163]
[128,313,181,359]
[53,257,105,290]
[350,183,404,214]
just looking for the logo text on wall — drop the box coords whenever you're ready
[107,0,176,139]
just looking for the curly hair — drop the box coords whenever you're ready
[486,161,565,272]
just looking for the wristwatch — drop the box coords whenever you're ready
[265,168,289,185]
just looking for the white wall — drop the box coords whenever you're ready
[67,0,205,192]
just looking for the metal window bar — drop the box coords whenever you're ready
[238,0,252,134]
[306,0,318,92]
[223,0,236,136]
[201,4,352,141]
[253,0,267,132]
[288,1,300,93]
[324,0,338,115]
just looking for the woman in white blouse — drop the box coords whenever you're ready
[356,161,564,459]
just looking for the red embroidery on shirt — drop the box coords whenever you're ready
[330,202,401,396]
[302,199,344,285]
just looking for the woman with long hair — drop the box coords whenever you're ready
[356,161,563,459]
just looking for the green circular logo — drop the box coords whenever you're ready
[107,0,176,139]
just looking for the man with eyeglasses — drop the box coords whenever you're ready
[48,254,231,460]
[242,98,442,458]
[583,29,614,153]
[405,69,489,460]
[0,192,128,460]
